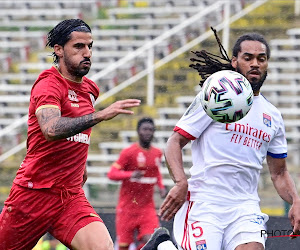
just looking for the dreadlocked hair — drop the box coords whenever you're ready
[189,27,234,87]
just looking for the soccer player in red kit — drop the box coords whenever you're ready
[108,117,167,250]
[0,19,140,250]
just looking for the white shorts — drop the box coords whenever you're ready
[173,201,269,250]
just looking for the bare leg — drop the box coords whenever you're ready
[71,221,114,250]
[235,242,264,250]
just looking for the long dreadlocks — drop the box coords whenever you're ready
[189,27,234,87]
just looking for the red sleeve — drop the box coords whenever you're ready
[156,168,165,189]
[32,78,63,112]
[174,126,196,140]
[155,150,165,189]
[107,163,133,180]
[107,147,134,180]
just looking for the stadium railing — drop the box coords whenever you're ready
[0,0,268,164]
[0,8,82,21]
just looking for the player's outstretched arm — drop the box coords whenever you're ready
[267,155,300,238]
[159,132,190,221]
[36,99,141,141]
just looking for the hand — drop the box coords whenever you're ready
[158,181,188,221]
[288,200,300,239]
[131,170,145,179]
[97,99,141,121]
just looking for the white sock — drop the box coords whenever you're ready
[157,240,177,250]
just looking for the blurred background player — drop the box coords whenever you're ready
[108,117,167,250]
[149,28,300,250]
[0,19,141,250]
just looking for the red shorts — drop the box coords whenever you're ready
[0,183,103,250]
[116,207,159,247]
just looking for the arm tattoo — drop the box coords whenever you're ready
[38,108,99,140]
[53,113,97,139]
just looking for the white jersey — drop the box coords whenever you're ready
[176,93,287,204]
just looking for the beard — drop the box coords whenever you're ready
[63,56,91,78]
[236,66,267,92]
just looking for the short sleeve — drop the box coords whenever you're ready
[267,115,287,157]
[31,78,63,113]
[115,148,130,170]
[176,92,213,138]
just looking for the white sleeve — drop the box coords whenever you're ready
[267,114,287,156]
[176,92,213,138]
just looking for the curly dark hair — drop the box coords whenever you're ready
[137,117,155,131]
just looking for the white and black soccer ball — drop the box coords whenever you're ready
[200,70,253,123]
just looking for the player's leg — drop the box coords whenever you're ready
[223,203,268,250]
[0,206,44,250]
[51,189,114,250]
[0,184,61,250]
[71,221,114,250]
[116,208,136,250]
[137,208,160,249]
[235,241,264,250]
[173,201,224,250]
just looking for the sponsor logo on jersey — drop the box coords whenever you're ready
[196,239,207,250]
[226,123,271,143]
[226,122,272,150]
[130,177,157,184]
[68,90,79,102]
[263,113,271,127]
[137,152,146,168]
[71,103,79,108]
[66,133,90,145]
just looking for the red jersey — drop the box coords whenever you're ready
[14,66,99,191]
[107,143,165,211]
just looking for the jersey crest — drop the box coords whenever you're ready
[263,113,271,127]
[68,90,79,102]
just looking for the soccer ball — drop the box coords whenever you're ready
[200,70,253,123]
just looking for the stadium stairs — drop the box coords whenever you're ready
[86,0,300,213]
[0,1,300,216]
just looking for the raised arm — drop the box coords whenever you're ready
[36,99,141,141]
[159,132,190,221]
[267,155,300,237]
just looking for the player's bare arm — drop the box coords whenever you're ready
[159,132,189,221]
[267,155,300,237]
[37,99,140,141]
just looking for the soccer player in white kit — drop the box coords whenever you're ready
[146,30,300,250]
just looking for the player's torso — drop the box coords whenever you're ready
[118,145,162,208]
[187,95,285,203]
[192,94,284,170]
[16,74,98,189]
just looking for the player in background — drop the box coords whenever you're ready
[143,28,300,250]
[0,19,140,250]
[108,117,167,250]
